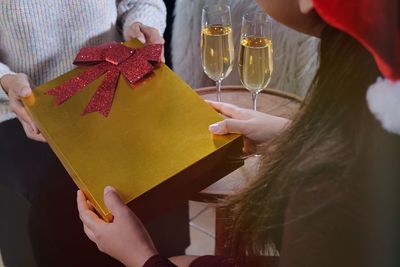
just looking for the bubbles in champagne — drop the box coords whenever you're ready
[238,36,273,93]
[201,25,234,81]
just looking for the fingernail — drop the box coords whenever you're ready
[21,87,31,97]
[209,123,221,133]
[104,186,114,195]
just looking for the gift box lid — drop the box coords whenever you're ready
[23,39,241,220]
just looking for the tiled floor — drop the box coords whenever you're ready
[185,201,216,256]
[0,201,215,266]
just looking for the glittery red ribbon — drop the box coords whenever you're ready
[45,42,162,117]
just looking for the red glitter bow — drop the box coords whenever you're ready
[45,42,162,117]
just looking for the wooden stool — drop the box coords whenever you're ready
[192,86,302,255]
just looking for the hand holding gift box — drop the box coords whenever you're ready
[23,39,243,222]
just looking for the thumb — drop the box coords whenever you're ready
[104,186,127,217]
[124,22,145,43]
[18,87,32,98]
[14,74,32,97]
[209,119,248,135]
[139,24,165,44]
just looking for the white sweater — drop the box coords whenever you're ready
[172,0,320,96]
[0,0,166,123]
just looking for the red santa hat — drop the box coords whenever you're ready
[313,0,400,134]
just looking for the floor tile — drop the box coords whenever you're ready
[189,201,209,221]
[190,207,216,238]
[185,226,215,256]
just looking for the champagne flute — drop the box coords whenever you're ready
[201,4,234,102]
[238,12,273,110]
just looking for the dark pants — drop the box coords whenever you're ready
[0,119,189,267]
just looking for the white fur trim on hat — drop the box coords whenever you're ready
[366,78,400,135]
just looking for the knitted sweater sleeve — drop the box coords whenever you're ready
[0,62,15,100]
[0,62,16,122]
[117,0,167,36]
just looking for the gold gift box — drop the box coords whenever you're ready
[23,39,243,222]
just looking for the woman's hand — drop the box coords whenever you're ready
[0,73,46,142]
[207,101,290,154]
[77,187,158,267]
[123,22,165,62]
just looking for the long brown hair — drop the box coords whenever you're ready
[228,25,400,260]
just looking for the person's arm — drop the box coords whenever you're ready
[143,255,178,267]
[207,101,290,154]
[0,62,15,101]
[77,187,238,267]
[117,0,166,43]
[144,255,237,267]
[77,186,160,267]
[0,61,45,140]
[77,186,279,267]
[0,62,16,122]
[266,21,319,97]
[292,34,319,97]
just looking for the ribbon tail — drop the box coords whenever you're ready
[45,62,109,105]
[82,69,120,117]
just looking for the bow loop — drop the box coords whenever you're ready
[46,42,162,116]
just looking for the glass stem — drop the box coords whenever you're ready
[251,91,258,111]
[216,79,222,102]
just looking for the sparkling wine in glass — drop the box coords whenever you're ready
[238,12,273,110]
[201,4,234,102]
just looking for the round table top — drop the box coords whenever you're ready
[192,86,302,202]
